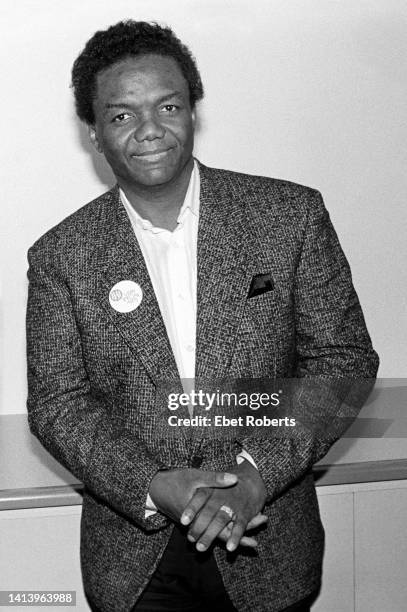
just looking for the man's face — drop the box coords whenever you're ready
[89,54,195,190]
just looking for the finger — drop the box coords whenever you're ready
[217,526,258,549]
[180,488,212,526]
[195,470,237,488]
[218,525,232,541]
[218,513,267,532]
[189,503,236,547]
[226,519,247,552]
[239,536,258,548]
[246,513,268,530]
[187,500,228,543]
[194,506,236,552]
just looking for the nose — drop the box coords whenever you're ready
[134,115,165,142]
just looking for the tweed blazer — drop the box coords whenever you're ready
[26,161,379,612]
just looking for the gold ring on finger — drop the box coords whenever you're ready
[220,505,235,520]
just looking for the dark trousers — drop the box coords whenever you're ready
[132,524,315,612]
[133,524,236,611]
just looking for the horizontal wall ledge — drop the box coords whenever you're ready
[314,458,407,486]
[0,485,83,511]
[1,460,406,511]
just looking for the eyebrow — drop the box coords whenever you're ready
[104,91,185,110]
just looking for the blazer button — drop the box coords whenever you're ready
[191,455,203,468]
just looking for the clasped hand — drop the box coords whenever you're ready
[149,459,267,552]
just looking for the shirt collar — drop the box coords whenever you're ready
[119,159,200,233]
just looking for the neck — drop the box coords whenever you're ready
[118,158,194,231]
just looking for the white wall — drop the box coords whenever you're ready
[2,481,407,611]
[1,0,406,417]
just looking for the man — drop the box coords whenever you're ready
[26,20,379,612]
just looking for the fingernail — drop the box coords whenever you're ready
[187,535,195,542]
[226,542,236,552]
[196,543,206,552]
[223,473,237,485]
[181,513,191,525]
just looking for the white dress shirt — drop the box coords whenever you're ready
[121,162,199,382]
[120,161,255,516]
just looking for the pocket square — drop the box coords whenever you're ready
[248,273,274,298]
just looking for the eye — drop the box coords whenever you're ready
[112,112,132,123]
[161,104,178,113]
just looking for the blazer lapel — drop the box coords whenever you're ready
[195,163,259,381]
[94,188,180,387]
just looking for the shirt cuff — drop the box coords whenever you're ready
[236,449,258,469]
[145,493,158,518]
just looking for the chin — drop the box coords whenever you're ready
[135,166,180,187]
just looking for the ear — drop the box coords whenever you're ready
[88,124,103,153]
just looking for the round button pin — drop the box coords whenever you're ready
[109,281,143,313]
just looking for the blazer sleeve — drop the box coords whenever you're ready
[239,190,379,502]
[26,249,168,531]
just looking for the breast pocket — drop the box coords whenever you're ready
[228,289,279,377]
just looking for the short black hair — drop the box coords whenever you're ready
[71,20,204,125]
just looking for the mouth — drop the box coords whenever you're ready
[131,148,173,162]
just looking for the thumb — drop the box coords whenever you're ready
[196,471,237,488]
